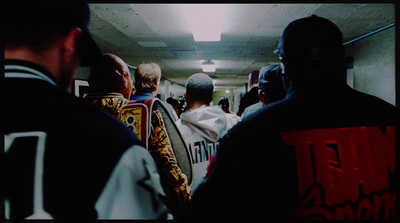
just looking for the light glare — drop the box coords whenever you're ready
[180,4,225,42]
[202,64,216,72]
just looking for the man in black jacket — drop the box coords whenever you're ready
[236,70,260,117]
[3,0,168,221]
[185,15,399,222]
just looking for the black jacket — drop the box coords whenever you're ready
[2,60,167,221]
[185,75,399,222]
[237,86,260,117]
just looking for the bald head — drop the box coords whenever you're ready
[88,53,132,99]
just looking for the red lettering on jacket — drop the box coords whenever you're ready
[281,126,396,220]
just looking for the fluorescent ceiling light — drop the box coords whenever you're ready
[193,30,221,42]
[202,63,216,72]
[180,4,225,42]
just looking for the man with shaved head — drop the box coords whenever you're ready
[176,73,240,193]
[84,53,133,117]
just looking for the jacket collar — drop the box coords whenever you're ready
[4,60,58,86]
[285,74,349,99]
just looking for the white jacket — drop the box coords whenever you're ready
[176,105,241,191]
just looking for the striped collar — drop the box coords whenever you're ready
[4,60,58,87]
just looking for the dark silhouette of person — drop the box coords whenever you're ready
[184,15,399,222]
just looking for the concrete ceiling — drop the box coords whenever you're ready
[88,3,395,89]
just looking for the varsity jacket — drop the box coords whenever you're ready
[176,105,241,191]
[2,60,168,221]
[185,75,399,222]
[83,92,129,118]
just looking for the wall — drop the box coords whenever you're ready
[69,67,90,96]
[233,85,246,113]
[75,67,91,80]
[158,80,186,101]
[344,27,395,106]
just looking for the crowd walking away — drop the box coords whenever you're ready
[3,0,399,222]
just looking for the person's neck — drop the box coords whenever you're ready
[187,101,208,110]
[136,90,155,96]
[5,47,60,80]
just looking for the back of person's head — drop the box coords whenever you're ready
[166,97,179,108]
[217,97,230,113]
[135,62,162,93]
[88,53,132,98]
[248,70,260,88]
[4,0,101,66]
[185,73,214,105]
[259,64,287,102]
[276,15,344,78]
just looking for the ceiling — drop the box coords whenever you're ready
[88,3,395,89]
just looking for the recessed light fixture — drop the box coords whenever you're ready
[202,60,216,72]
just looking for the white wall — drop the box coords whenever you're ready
[75,67,91,80]
[69,67,90,95]
[233,85,246,113]
[345,27,395,106]
[157,79,186,101]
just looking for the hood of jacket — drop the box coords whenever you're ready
[180,105,238,142]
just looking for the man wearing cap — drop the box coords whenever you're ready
[242,64,286,119]
[3,0,168,221]
[185,15,399,222]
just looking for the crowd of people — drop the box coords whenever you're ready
[3,0,399,222]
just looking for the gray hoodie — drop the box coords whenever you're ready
[176,105,240,191]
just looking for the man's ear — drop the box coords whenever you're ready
[184,92,189,102]
[279,57,291,91]
[152,86,158,96]
[258,89,263,102]
[62,28,83,59]
[258,90,266,104]
[115,70,125,82]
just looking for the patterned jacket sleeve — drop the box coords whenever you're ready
[149,110,192,220]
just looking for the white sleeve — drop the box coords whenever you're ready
[95,145,169,220]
